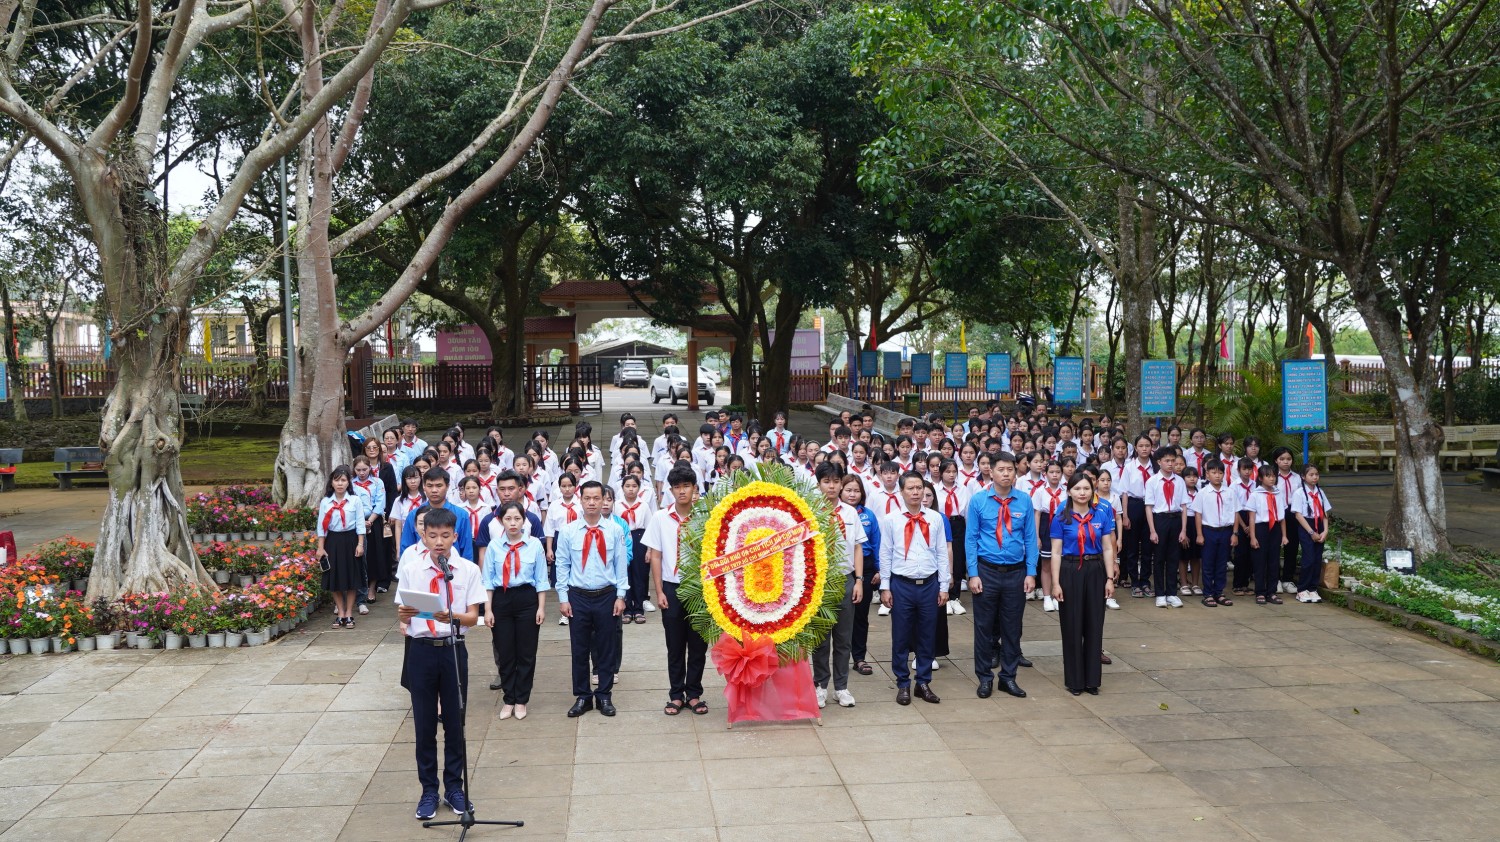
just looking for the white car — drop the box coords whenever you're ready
[650,364,716,405]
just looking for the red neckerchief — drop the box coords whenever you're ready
[466,505,485,539]
[1072,509,1095,561]
[620,501,642,526]
[425,554,453,636]
[994,492,1013,550]
[323,497,349,531]
[1163,476,1176,508]
[944,486,960,517]
[903,510,929,554]
[1264,489,1279,529]
[502,541,522,588]
[581,525,605,571]
[561,501,577,523]
[1045,486,1063,515]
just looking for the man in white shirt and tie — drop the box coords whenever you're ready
[879,470,948,705]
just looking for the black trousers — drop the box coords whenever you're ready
[850,554,879,662]
[1232,521,1253,590]
[972,562,1025,682]
[1153,512,1183,596]
[1122,497,1149,586]
[1058,555,1105,692]
[626,528,648,614]
[490,585,539,705]
[948,515,967,599]
[1252,522,1279,598]
[1280,510,1301,583]
[407,640,468,796]
[365,515,388,586]
[662,582,707,701]
[568,589,619,700]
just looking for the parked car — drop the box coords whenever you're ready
[650,364,715,405]
[614,360,650,388]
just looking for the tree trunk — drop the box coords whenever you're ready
[1353,291,1449,559]
[0,279,27,423]
[728,336,754,409]
[244,300,281,418]
[43,322,62,419]
[1118,179,1155,435]
[80,160,215,600]
[755,291,805,428]
[490,269,529,418]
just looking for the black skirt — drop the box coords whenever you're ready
[322,529,364,592]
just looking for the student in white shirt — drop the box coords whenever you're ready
[1270,446,1305,595]
[647,464,708,716]
[317,467,367,630]
[812,463,867,709]
[394,507,483,820]
[934,460,971,615]
[1143,448,1189,608]
[1192,460,1238,607]
[1244,464,1289,604]
[614,474,655,622]
[871,462,903,520]
[1029,462,1066,610]
[1290,464,1332,603]
[878,469,947,705]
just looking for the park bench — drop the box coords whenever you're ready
[179,393,206,423]
[0,448,21,492]
[817,394,904,438]
[1343,424,1396,471]
[53,446,107,489]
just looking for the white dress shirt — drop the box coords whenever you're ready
[395,547,484,639]
[877,506,949,591]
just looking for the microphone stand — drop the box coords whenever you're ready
[423,551,524,839]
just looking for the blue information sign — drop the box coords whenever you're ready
[1282,359,1329,433]
[0,363,7,401]
[910,353,932,386]
[1053,356,1084,405]
[944,352,968,389]
[985,353,1011,394]
[883,351,903,380]
[1140,360,1178,416]
[859,350,879,378]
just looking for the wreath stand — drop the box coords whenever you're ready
[711,635,822,728]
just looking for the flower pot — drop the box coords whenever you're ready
[125,630,141,648]
[138,635,158,649]
[94,634,115,651]
[236,575,254,589]
[28,638,50,654]
[70,579,87,593]
[50,636,71,653]
[225,631,244,648]
[255,531,269,542]
[213,570,231,585]
[7,638,28,655]
[187,633,207,648]
[206,632,225,648]
[263,624,276,640]
[244,630,266,646]
[77,637,96,652]
[163,632,183,650]
[213,533,228,543]
[108,630,122,647]
[279,531,293,541]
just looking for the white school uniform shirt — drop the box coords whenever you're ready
[871,483,903,517]
[1143,473,1188,514]
[936,482,971,521]
[454,442,476,465]
[1100,458,1130,490]
[1273,471,1303,511]
[389,492,426,527]
[877,506,949,591]
[544,496,582,538]
[831,501,869,575]
[1030,483,1067,518]
[643,507,692,584]
[394,548,484,640]
[1020,472,1048,497]
[525,470,551,513]
[612,495,654,531]
[956,462,985,493]
[457,501,491,544]
[439,461,463,489]
[651,433,673,465]
[1191,483,1239,529]
[1291,485,1332,523]
[1120,458,1156,499]
[1246,486,1283,526]
[1185,447,1213,480]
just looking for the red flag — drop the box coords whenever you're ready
[869,321,878,350]
[1306,323,1316,355]
[1219,322,1229,360]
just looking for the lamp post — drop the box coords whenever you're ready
[279,157,296,389]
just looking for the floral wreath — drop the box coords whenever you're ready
[676,462,845,663]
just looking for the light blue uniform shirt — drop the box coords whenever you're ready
[316,494,366,536]
[483,535,551,592]
[554,517,628,603]
[964,487,1039,577]
[351,475,385,524]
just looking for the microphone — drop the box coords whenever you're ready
[435,551,454,582]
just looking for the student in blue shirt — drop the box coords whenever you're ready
[1048,472,1117,696]
[601,486,633,685]
[844,474,882,677]
[555,481,629,718]
[483,502,549,722]
[400,468,474,562]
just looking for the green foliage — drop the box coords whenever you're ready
[1442,369,1500,425]
[1196,361,1365,462]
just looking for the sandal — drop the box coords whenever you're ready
[345,617,355,628]
[688,698,709,715]
[663,700,686,716]
[1217,595,1234,606]
[1201,596,1218,607]
[854,661,873,676]
[1255,596,1268,605]
[1267,595,1283,605]
[333,618,344,629]
[1131,587,1145,599]
[635,615,648,624]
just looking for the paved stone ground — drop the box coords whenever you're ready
[2,409,1500,840]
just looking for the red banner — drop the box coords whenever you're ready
[702,522,812,580]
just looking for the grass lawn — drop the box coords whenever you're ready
[12,436,279,489]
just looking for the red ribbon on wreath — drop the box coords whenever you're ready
[711,633,779,706]
[710,633,820,722]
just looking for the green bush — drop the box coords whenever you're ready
[1441,369,1500,424]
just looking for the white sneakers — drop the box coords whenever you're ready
[1282,581,1298,594]
[1156,596,1168,608]
[816,687,827,708]
[559,617,569,626]
[945,602,956,615]
[1166,595,1185,608]
[1296,591,1322,603]
[932,659,941,670]
[358,603,369,615]
[1042,596,1058,612]
[1033,588,1045,601]
[644,602,656,612]
[951,602,966,615]
[877,604,891,616]
[835,689,856,707]
[1105,597,1121,610]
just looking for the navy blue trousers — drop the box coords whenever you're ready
[1200,525,1232,597]
[568,589,619,700]
[1298,525,1326,593]
[971,562,1025,682]
[406,640,469,797]
[890,575,937,688]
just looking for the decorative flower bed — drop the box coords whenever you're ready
[187,485,316,537]
[1336,551,1500,643]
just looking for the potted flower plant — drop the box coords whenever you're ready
[17,603,56,653]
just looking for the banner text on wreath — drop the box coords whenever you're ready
[701,522,814,580]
